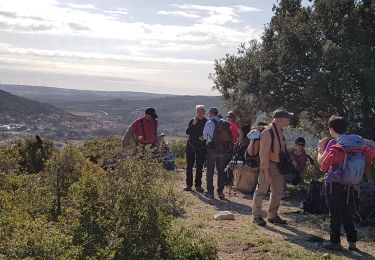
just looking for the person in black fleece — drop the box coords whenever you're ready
[184,105,208,192]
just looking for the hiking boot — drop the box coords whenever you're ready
[195,186,204,193]
[218,192,225,200]
[183,186,192,191]
[268,216,287,225]
[348,242,358,251]
[253,217,267,226]
[323,242,343,251]
[204,192,214,198]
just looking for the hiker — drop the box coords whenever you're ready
[227,111,244,145]
[203,107,233,199]
[252,108,293,226]
[224,111,245,193]
[130,107,159,147]
[284,137,310,186]
[317,116,360,251]
[184,105,208,192]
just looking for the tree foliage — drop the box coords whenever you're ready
[210,0,375,138]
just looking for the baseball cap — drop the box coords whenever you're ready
[145,107,158,119]
[272,108,294,119]
[208,107,219,115]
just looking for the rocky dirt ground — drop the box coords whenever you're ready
[174,170,375,260]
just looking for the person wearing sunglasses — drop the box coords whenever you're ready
[283,137,309,187]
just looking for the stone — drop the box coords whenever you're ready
[214,211,235,220]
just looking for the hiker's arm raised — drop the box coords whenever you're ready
[317,137,329,166]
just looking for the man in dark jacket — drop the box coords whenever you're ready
[184,105,207,192]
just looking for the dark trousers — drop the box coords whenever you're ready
[325,183,357,244]
[186,147,206,188]
[206,148,227,194]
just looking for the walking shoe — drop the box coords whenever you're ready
[323,242,343,251]
[195,186,204,193]
[218,192,225,200]
[204,192,214,198]
[268,216,287,225]
[183,186,192,191]
[253,217,267,226]
[348,242,357,251]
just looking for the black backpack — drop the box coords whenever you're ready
[245,127,274,168]
[302,180,328,214]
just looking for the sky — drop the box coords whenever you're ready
[0,0,277,95]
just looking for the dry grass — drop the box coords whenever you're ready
[173,170,375,260]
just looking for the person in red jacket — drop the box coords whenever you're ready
[131,107,158,146]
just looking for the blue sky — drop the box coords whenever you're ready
[0,0,278,95]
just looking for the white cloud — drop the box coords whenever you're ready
[158,10,200,19]
[171,4,262,25]
[63,3,96,10]
[0,0,263,94]
[104,8,128,16]
[235,5,262,13]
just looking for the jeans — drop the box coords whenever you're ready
[325,182,357,244]
[206,148,227,194]
[185,146,206,187]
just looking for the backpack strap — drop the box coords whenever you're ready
[272,123,286,152]
[269,128,275,153]
[209,118,219,141]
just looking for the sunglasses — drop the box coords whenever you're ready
[227,115,233,118]
[296,143,305,146]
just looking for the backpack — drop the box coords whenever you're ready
[302,180,328,214]
[212,119,233,153]
[321,135,366,185]
[122,126,137,148]
[245,127,274,168]
[162,149,176,171]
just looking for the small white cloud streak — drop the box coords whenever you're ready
[63,2,96,10]
[158,10,200,18]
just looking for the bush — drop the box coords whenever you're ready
[81,136,124,170]
[0,138,218,259]
[0,146,21,174]
[16,136,57,174]
[165,224,218,259]
[169,139,186,168]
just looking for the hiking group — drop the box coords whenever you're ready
[123,106,375,252]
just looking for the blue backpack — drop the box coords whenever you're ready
[326,135,366,185]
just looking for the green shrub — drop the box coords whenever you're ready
[169,139,186,168]
[0,138,218,259]
[16,137,57,174]
[81,136,124,170]
[164,224,218,260]
[46,144,87,219]
[0,146,21,174]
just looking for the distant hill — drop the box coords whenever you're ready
[58,95,226,137]
[0,89,64,118]
[0,84,225,141]
[0,84,171,103]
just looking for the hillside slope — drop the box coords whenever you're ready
[0,89,63,118]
